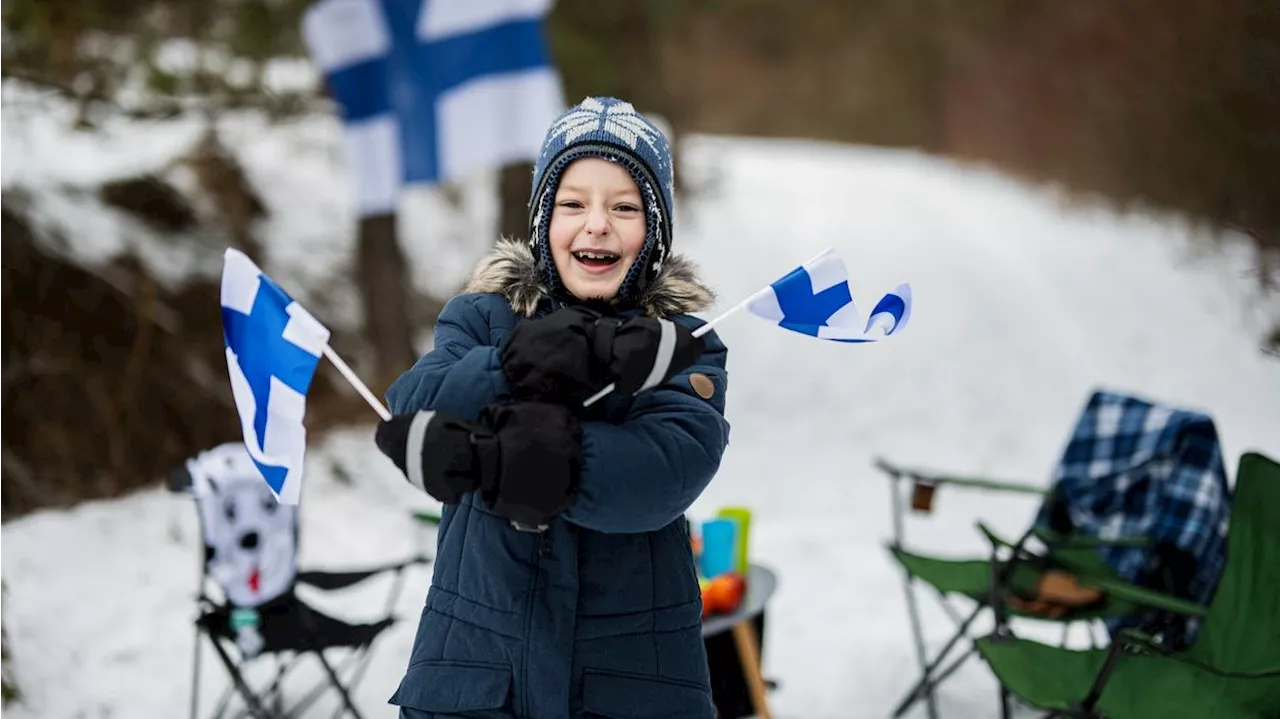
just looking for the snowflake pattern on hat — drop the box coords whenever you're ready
[544,98,665,158]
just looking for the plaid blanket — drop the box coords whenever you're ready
[1035,389,1231,646]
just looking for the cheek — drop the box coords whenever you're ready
[620,218,647,257]
[548,215,575,253]
[547,216,577,277]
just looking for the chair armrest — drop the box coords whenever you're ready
[411,509,443,526]
[976,522,1028,551]
[1076,575,1208,618]
[981,524,1149,558]
[296,555,431,591]
[874,457,1046,496]
[975,525,1208,618]
[1031,526,1150,550]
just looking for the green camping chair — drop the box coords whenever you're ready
[975,451,1280,718]
[877,458,1207,719]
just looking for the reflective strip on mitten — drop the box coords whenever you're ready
[608,317,704,395]
[404,410,435,494]
[375,411,485,504]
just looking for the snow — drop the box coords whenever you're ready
[3,91,1279,718]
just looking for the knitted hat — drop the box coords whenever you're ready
[527,97,675,306]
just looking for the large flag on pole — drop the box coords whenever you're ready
[745,248,912,342]
[220,249,330,505]
[302,0,565,215]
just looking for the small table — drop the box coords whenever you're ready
[701,564,778,719]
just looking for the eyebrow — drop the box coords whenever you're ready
[558,184,641,198]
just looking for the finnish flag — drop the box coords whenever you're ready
[746,248,912,342]
[220,249,331,504]
[302,0,565,215]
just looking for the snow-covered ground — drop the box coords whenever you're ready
[3,86,1278,718]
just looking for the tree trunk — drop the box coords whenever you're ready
[499,161,534,242]
[357,213,417,384]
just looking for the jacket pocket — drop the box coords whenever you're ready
[390,659,512,717]
[580,669,714,719]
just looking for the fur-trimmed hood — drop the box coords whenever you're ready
[462,239,715,318]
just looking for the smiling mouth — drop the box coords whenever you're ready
[572,250,621,268]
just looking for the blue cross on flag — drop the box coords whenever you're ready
[302,0,564,215]
[746,248,912,342]
[220,249,331,504]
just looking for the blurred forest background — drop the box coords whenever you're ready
[3,0,1278,519]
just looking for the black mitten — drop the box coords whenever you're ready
[474,401,581,528]
[500,307,603,405]
[596,317,705,395]
[375,411,484,504]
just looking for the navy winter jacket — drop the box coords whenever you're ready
[384,240,730,718]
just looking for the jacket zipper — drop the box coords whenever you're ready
[521,532,546,717]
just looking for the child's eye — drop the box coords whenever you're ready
[614,204,640,213]
[557,200,584,209]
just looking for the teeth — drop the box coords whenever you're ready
[574,251,618,260]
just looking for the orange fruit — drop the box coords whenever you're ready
[703,573,746,615]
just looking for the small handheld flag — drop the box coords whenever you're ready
[581,247,913,407]
[221,249,331,504]
[745,248,911,342]
[221,249,397,502]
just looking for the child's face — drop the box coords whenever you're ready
[548,158,646,303]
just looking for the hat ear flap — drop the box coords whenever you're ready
[613,174,667,304]
[528,175,565,295]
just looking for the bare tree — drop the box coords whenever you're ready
[499,162,534,241]
[356,213,418,384]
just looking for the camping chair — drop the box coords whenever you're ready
[975,451,1280,718]
[879,389,1232,719]
[169,443,432,719]
[879,461,1207,719]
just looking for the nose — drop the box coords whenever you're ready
[584,205,609,236]
[239,531,260,550]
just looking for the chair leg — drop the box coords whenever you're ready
[224,656,296,719]
[891,604,984,718]
[334,644,377,716]
[922,645,977,694]
[894,569,942,719]
[231,655,313,719]
[295,564,421,719]
[1079,637,1126,714]
[206,635,274,719]
[887,469,941,719]
[260,655,295,716]
[328,647,374,719]
[312,649,363,719]
[212,683,239,719]
[191,624,204,719]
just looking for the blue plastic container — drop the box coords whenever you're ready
[699,518,738,578]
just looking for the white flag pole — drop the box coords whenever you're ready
[582,247,834,408]
[321,344,392,421]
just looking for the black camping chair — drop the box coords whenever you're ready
[170,443,431,719]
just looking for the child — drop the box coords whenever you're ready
[374,97,730,718]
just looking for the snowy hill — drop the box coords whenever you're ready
[3,95,1278,718]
